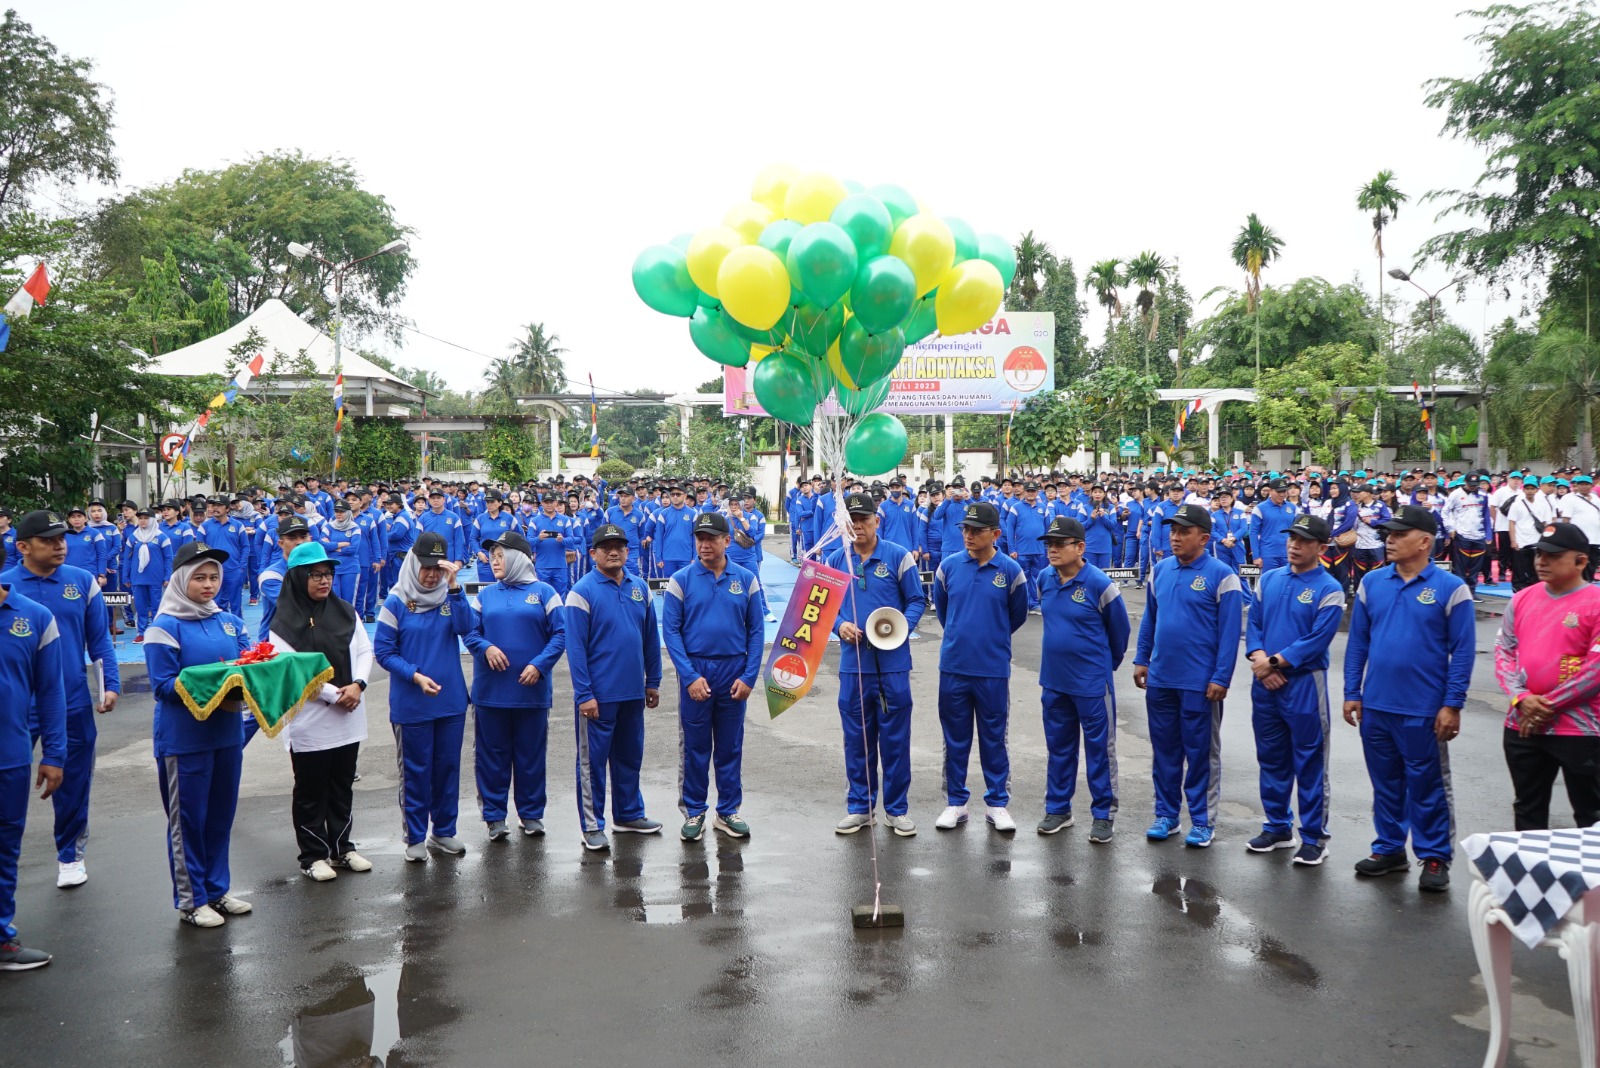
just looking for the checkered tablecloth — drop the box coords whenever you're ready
[1464,827,1600,949]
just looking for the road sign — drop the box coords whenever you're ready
[1118,436,1140,458]
[159,433,185,461]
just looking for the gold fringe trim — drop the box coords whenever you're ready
[174,664,336,740]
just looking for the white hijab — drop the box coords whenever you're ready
[387,552,451,611]
[132,519,162,574]
[494,545,535,587]
[155,559,223,621]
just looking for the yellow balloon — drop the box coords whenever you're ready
[718,245,791,331]
[723,201,775,245]
[824,339,855,390]
[752,163,800,216]
[889,214,956,297]
[782,172,848,225]
[686,225,748,298]
[934,259,1005,336]
[751,343,777,360]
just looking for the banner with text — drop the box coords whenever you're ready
[764,558,851,718]
[725,311,1055,418]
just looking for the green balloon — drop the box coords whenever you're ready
[784,301,845,359]
[836,376,891,416]
[978,233,1017,289]
[669,232,694,253]
[632,244,699,317]
[867,184,918,229]
[689,306,750,367]
[785,222,858,309]
[850,255,917,335]
[830,194,894,262]
[844,412,908,476]
[758,219,802,260]
[901,294,938,344]
[835,319,904,389]
[752,352,818,426]
[806,351,839,400]
[945,217,979,265]
[696,288,719,309]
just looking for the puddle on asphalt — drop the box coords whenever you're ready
[1052,928,1106,949]
[1151,872,1322,989]
[278,962,423,1067]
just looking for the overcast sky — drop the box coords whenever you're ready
[38,0,1516,397]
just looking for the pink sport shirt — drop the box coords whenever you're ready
[1495,582,1600,736]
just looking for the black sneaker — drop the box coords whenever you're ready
[1353,852,1410,877]
[1292,842,1326,866]
[0,939,51,971]
[1246,830,1295,853]
[1418,858,1450,892]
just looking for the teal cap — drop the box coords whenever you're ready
[286,542,331,569]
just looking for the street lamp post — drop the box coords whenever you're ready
[287,238,408,479]
[1388,267,1465,469]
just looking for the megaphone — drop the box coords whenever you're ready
[864,607,909,650]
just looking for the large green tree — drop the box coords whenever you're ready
[483,321,568,411]
[1253,342,1385,466]
[1191,277,1380,387]
[1516,327,1599,467]
[1009,231,1054,308]
[0,9,117,220]
[1033,257,1088,385]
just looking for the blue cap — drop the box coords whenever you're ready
[1576,475,1594,484]
[1353,470,1368,478]
[286,542,331,569]
[1556,478,1572,487]
[1526,475,1541,486]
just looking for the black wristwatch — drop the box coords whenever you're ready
[356,680,367,692]
[1268,655,1283,670]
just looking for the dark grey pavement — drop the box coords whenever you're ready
[0,560,1585,1067]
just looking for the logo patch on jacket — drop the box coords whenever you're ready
[729,580,743,595]
[222,622,237,636]
[1072,586,1087,603]
[9,616,31,638]
[992,572,1008,588]
[1564,611,1580,629]
[1417,588,1437,605]
[1190,576,1207,591]
[526,592,541,604]
[874,563,891,579]
[631,586,645,602]
[1297,588,1313,604]
[440,603,451,616]
[63,584,82,600]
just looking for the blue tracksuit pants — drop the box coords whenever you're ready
[838,671,913,817]
[1251,671,1332,844]
[1016,553,1045,609]
[536,566,569,598]
[358,567,379,617]
[475,705,549,823]
[1121,536,1141,572]
[1085,551,1112,571]
[156,745,243,911]
[1146,686,1223,826]
[33,706,96,862]
[133,584,162,635]
[678,655,748,819]
[0,765,29,940]
[331,570,357,606]
[1360,707,1455,861]
[937,673,1011,808]
[219,572,245,618]
[575,700,646,833]
[392,714,466,845]
[1042,687,1119,820]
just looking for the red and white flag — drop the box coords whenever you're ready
[3,264,50,318]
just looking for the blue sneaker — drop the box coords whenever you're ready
[1145,816,1181,841]
[1185,824,1215,848]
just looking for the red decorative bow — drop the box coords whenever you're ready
[232,642,278,665]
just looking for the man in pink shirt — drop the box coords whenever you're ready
[1494,522,1600,829]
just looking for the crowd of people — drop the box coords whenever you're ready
[0,461,1595,973]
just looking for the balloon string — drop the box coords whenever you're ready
[842,534,884,923]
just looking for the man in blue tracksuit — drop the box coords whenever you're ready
[604,487,647,576]
[1006,481,1050,611]
[2,510,119,890]
[932,500,1029,833]
[417,489,466,566]
[1119,485,1146,582]
[200,497,249,617]
[877,479,919,552]
[1250,478,1300,574]
[653,486,699,578]
[566,523,662,852]
[1244,513,1345,866]
[664,512,765,842]
[1343,504,1474,892]
[1133,504,1244,847]
[827,493,925,837]
[0,576,66,970]
[1037,516,1130,842]
[255,517,313,645]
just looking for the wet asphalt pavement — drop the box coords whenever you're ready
[0,563,1586,1067]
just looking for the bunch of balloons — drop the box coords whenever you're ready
[632,165,1015,476]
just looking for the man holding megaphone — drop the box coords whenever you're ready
[827,494,926,837]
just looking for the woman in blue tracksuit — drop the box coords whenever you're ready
[374,532,474,862]
[320,500,366,605]
[464,531,565,841]
[124,509,174,640]
[143,542,252,927]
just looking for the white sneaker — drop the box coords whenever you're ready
[182,905,225,928]
[339,851,373,872]
[934,805,969,830]
[303,859,337,882]
[835,812,875,834]
[886,814,917,837]
[428,835,467,855]
[405,842,428,863]
[986,806,1017,833]
[764,612,777,623]
[213,893,253,915]
[56,860,86,888]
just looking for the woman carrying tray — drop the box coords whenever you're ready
[269,542,374,882]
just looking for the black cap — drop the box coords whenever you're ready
[959,501,1002,529]
[427,488,445,498]
[1042,516,1086,541]
[484,489,503,502]
[135,508,151,518]
[591,523,629,546]
[172,540,229,569]
[278,516,312,538]
[617,485,634,496]
[334,500,351,513]
[1379,505,1439,536]
[160,499,181,511]
[844,492,876,516]
[88,497,106,508]
[16,510,68,539]
[483,530,534,556]
[1266,478,1288,491]
[1288,513,1331,542]
[386,494,405,506]
[1023,480,1040,492]
[1534,522,1590,554]
[1165,504,1213,533]
[693,512,729,535]
[412,531,450,561]
[65,505,85,516]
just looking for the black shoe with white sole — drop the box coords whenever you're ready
[0,939,51,970]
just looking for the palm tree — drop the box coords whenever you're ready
[1517,326,1600,468]
[1011,231,1055,309]
[1356,171,1407,358]
[1229,214,1285,376]
[508,322,569,394]
[1082,259,1125,336]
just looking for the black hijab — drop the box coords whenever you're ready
[274,561,359,687]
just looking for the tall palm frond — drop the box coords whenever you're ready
[1012,231,1056,308]
[1229,215,1283,312]
[1355,170,1407,258]
[1083,259,1125,321]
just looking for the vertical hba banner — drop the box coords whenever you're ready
[765,559,851,718]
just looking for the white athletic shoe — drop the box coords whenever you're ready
[835,812,876,834]
[986,806,1017,833]
[934,805,969,830]
[213,894,253,915]
[404,842,428,863]
[427,835,467,855]
[56,860,86,888]
[886,815,917,837]
[181,905,225,928]
[303,859,337,882]
[339,851,373,872]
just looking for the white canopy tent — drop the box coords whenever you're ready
[149,298,425,412]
